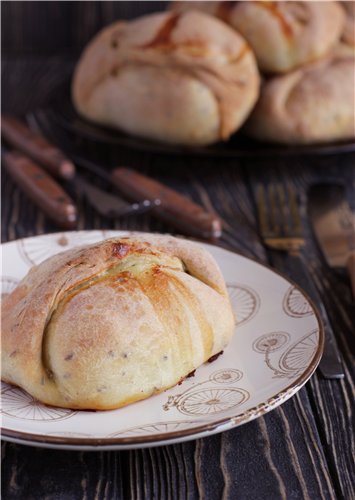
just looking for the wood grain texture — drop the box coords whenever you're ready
[1,1,167,56]
[1,33,355,500]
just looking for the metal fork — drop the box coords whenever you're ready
[257,182,344,379]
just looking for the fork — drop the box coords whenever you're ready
[257,182,344,379]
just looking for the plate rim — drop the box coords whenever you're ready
[1,231,324,449]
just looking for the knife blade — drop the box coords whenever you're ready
[75,175,159,218]
[308,184,355,297]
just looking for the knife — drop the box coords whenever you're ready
[112,168,222,240]
[1,147,77,229]
[2,114,76,179]
[5,113,223,240]
[308,184,355,298]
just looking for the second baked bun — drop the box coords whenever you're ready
[72,11,260,146]
[245,55,355,144]
[171,1,345,73]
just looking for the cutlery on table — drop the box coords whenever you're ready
[1,146,78,229]
[308,184,355,298]
[2,114,76,179]
[257,182,344,380]
[31,110,223,240]
[1,118,151,226]
[2,113,222,240]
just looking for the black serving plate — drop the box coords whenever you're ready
[47,80,355,158]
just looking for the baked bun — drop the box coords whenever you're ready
[72,11,260,146]
[245,55,355,144]
[171,1,345,73]
[1,235,235,410]
[336,1,355,57]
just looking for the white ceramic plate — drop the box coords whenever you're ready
[0,231,323,450]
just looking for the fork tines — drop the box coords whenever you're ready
[257,182,305,253]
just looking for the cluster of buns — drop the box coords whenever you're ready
[1,235,235,410]
[72,2,355,146]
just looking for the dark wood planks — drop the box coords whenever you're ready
[2,55,355,500]
[1,1,167,56]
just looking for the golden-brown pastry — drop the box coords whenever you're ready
[171,1,345,73]
[72,11,260,146]
[245,55,355,144]
[1,235,235,410]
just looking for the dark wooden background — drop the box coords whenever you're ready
[1,1,167,55]
[1,2,355,499]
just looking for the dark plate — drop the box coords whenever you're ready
[47,81,355,158]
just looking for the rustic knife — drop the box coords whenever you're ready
[26,111,223,240]
[2,117,151,223]
[1,148,77,229]
[2,114,76,179]
[112,168,222,240]
[308,184,355,297]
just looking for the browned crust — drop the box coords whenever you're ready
[1,234,234,410]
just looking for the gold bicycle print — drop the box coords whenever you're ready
[253,329,319,379]
[163,369,249,416]
[1,383,76,421]
[283,286,314,318]
[227,284,261,326]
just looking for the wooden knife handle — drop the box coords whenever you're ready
[3,150,77,229]
[346,251,355,298]
[112,167,222,240]
[1,114,75,179]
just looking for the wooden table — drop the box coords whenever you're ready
[1,53,355,500]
